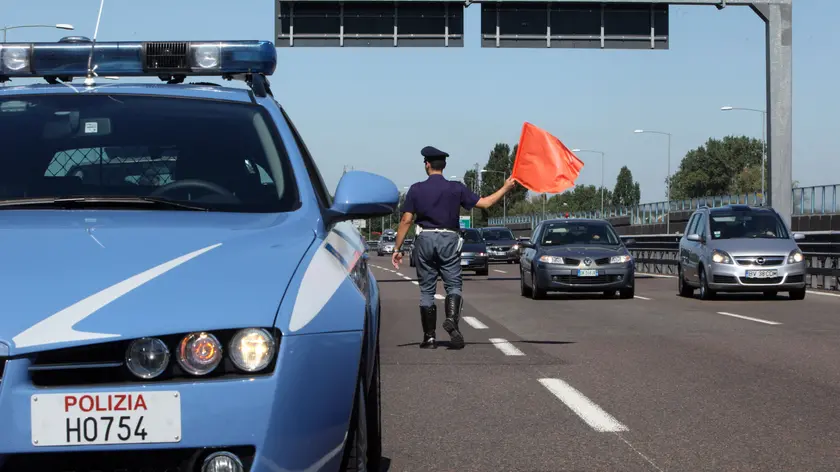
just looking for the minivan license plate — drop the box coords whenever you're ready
[745,270,777,278]
[577,269,598,277]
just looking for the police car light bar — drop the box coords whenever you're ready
[0,40,276,81]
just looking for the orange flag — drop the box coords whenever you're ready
[510,122,584,194]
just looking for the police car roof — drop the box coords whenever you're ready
[0,82,256,104]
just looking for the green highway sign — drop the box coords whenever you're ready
[459,216,471,229]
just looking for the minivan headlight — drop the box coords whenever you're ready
[711,250,733,264]
[788,249,804,264]
[610,255,632,264]
[539,255,565,264]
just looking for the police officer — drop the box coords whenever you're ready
[392,146,516,349]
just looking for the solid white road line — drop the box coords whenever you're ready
[538,378,629,433]
[488,338,525,356]
[434,294,445,300]
[494,269,507,274]
[462,316,488,329]
[716,311,781,326]
[634,295,652,300]
[808,290,840,298]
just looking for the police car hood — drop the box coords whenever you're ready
[0,210,315,355]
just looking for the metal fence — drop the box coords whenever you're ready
[622,231,840,292]
[488,184,840,227]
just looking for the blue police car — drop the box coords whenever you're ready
[0,38,398,472]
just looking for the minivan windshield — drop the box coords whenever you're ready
[540,221,621,246]
[709,210,789,239]
[0,94,299,212]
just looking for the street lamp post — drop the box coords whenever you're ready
[1,23,74,42]
[721,106,767,204]
[481,169,506,223]
[571,148,605,216]
[634,129,672,234]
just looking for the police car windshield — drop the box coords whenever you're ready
[482,229,514,241]
[540,222,621,246]
[0,94,298,212]
[709,211,789,239]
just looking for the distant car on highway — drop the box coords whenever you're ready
[478,226,520,264]
[677,204,807,300]
[377,232,396,256]
[519,218,635,299]
[460,228,489,276]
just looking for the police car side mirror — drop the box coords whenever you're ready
[327,171,399,225]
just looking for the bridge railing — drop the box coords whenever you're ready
[488,185,840,227]
[622,231,840,292]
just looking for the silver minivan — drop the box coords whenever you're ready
[677,204,807,300]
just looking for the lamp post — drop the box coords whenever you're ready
[722,106,767,204]
[634,129,672,234]
[481,169,506,223]
[1,23,74,42]
[572,148,605,217]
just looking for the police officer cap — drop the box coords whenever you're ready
[421,146,449,161]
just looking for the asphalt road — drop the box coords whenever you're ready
[368,254,840,472]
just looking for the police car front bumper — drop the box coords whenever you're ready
[535,263,634,291]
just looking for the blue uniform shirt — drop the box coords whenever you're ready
[401,174,480,231]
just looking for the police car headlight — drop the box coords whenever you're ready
[229,328,276,372]
[539,255,565,264]
[0,46,32,73]
[125,338,170,379]
[177,332,223,376]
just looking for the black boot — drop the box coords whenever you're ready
[419,305,437,349]
[442,294,465,349]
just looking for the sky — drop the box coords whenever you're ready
[2,0,837,204]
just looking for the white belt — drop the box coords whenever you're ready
[416,226,457,234]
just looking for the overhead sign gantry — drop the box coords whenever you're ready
[276,0,794,227]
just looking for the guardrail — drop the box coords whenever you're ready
[621,232,840,292]
[488,184,840,227]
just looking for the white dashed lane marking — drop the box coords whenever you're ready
[716,311,781,326]
[434,294,445,300]
[462,316,488,329]
[489,338,525,356]
[403,276,412,280]
[538,378,629,433]
[412,281,419,285]
[493,269,506,274]
[634,295,652,300]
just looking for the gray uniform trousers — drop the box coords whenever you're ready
[414,230,463,307]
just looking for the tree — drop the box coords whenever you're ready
[668,135,764,199]
[612,166,641,207]
[478,143,528,219]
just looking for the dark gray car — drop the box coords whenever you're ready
[479,226,520,263]
[519,218,635,299]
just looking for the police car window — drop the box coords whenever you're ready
[540,222,620,246]
[0,94,297,212]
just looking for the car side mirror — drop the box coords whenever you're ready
[623,238,636,246]
[327,171,399,225]
[520,241,534,248]
[686,233,704,243]
[793,232,806,241]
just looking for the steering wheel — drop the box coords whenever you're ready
[148,179,239,201]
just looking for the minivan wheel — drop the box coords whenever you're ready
[678,265,694,297]
[699,268,715,300]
